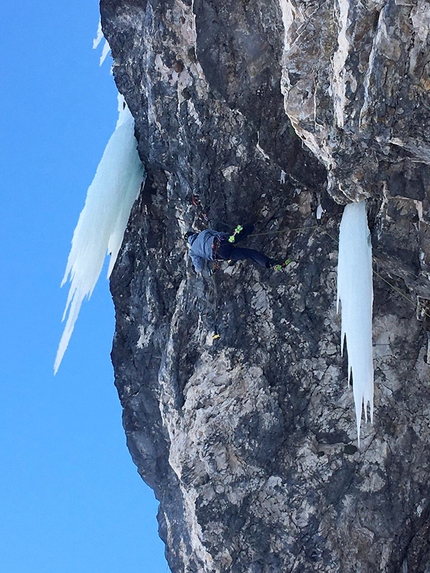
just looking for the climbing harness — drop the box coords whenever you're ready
[228,225,244,243]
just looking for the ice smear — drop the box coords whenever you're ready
[54,96,144,373]
[337,200,374,445]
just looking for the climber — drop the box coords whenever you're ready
[185,224,282,273]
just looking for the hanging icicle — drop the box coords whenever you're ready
[337,200,374,445]
[55,96,144,373]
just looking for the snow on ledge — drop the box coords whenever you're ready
[55,96,144,373]
[337,200,374,445]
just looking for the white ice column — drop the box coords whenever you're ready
[337,200,374,445]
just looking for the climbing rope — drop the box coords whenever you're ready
[189,190,429,323]
[318,226,430,321]
[248,224,321,238]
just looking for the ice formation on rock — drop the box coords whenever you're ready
[337,200,374,444]
[55,96,144,373]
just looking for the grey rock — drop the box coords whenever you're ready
[101,0,430,571]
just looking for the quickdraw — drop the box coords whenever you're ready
[192,194,209,223]
[273,259,292,271]
[228,224,243,243]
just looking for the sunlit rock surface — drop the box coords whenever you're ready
[101,1,430,571]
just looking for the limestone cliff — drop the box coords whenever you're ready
[100,0,430,571]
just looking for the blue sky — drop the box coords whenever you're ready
[0,2,168,571]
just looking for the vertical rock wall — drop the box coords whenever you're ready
[101,0,430,571]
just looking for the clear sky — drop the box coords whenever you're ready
[0,2,169,571]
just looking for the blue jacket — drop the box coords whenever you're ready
[188,230,227,272]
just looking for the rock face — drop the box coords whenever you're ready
[100,0,430,571]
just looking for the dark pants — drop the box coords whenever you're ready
[217,242,270,268]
